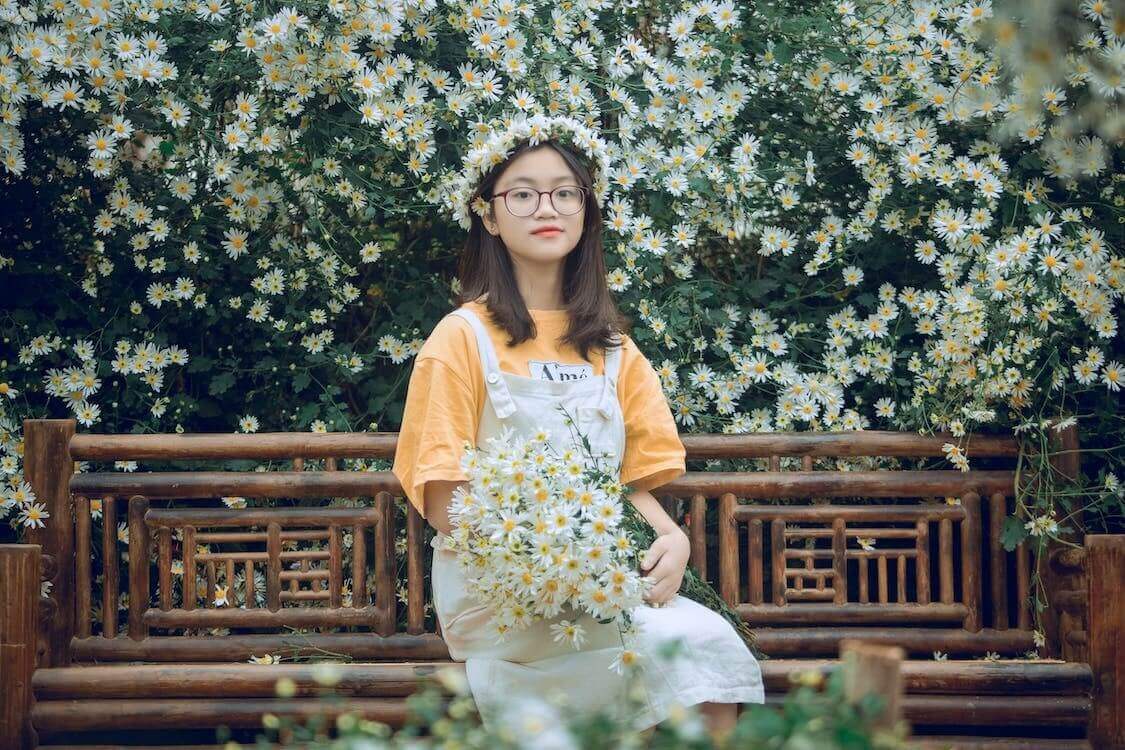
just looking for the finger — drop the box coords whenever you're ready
[650,575,680,603]
[646,556,677,581]
[646,574,673,602]
[645,577,668,602]
[641,543,666,572]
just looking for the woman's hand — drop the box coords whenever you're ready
[640,528,691,606]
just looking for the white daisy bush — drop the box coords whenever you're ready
[439,419,649,667]
[0,0,1122,563]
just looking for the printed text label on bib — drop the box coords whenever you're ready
[528,360,594,381]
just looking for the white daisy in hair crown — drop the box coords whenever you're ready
[439,113,614,231]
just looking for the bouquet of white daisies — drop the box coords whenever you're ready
[435,404,759,665]
[435,408,652,652]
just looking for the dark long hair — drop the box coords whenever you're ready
[454,138,631,362]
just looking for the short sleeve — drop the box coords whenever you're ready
[618,340,687,493]
[391,356,479,519]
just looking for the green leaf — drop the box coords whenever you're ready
[1018,152,1044,171]
[780,19,806,36]
[187,356,213,374]
[208,371,235,396]
[1000,515,1027,551]
[748,278,779,296]
[158,139,175,157]
[296,402,320,424]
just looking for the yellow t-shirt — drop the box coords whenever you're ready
[391,299,687,519]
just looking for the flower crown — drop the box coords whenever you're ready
[438,114,613,231]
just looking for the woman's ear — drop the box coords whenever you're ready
[482,205,499,237]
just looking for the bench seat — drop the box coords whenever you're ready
[31,659,1092,743]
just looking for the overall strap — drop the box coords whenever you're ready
[449,308,518,419]
[596,334,624,419]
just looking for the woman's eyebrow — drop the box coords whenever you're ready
[500,175,574,189]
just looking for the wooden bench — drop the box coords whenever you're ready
[4,418,1122,749]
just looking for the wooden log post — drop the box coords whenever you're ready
[1086,535,1125,750]
[328,524,342,609]
[1042,420,1085,660]
[74,496,91,637]
[748,519,764,605]
[266,522,281,612]
[1,544,42,750]
[689,494,707,580]
[101,496,118,637]
[718,492,738,607]
[988,492,1010,630]
[375,492,396,636]
[1050,420,1082,487]
[127,496,151,640]
[960,492,983,632]
[21,419,76,667]
[840,639,905,731]
[406,504,425,635]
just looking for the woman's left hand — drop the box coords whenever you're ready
[640,529,691,606]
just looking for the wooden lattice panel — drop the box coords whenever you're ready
[688,489,1036,638]
[144,504,396,634]
[727,499,982,628]
[72,495,399,641]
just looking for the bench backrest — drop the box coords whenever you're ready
[21,420,1058,665]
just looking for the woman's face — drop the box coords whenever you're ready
[481,146,586,265]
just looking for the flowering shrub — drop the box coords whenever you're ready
[1,0,1122,580]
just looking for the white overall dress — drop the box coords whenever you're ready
[429,306,765,731]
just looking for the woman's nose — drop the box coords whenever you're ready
[534,193,559,216]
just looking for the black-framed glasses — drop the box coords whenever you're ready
[489,185,588,217]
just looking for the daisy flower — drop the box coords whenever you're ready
[549,619,587,648]
[608,647,641,675]
[20,502,50,529]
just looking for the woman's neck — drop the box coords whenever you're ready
[513,264,566,311]
[475,292,566,312]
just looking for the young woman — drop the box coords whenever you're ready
[391,127,763,742]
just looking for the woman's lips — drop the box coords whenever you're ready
[533,229,562,237]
